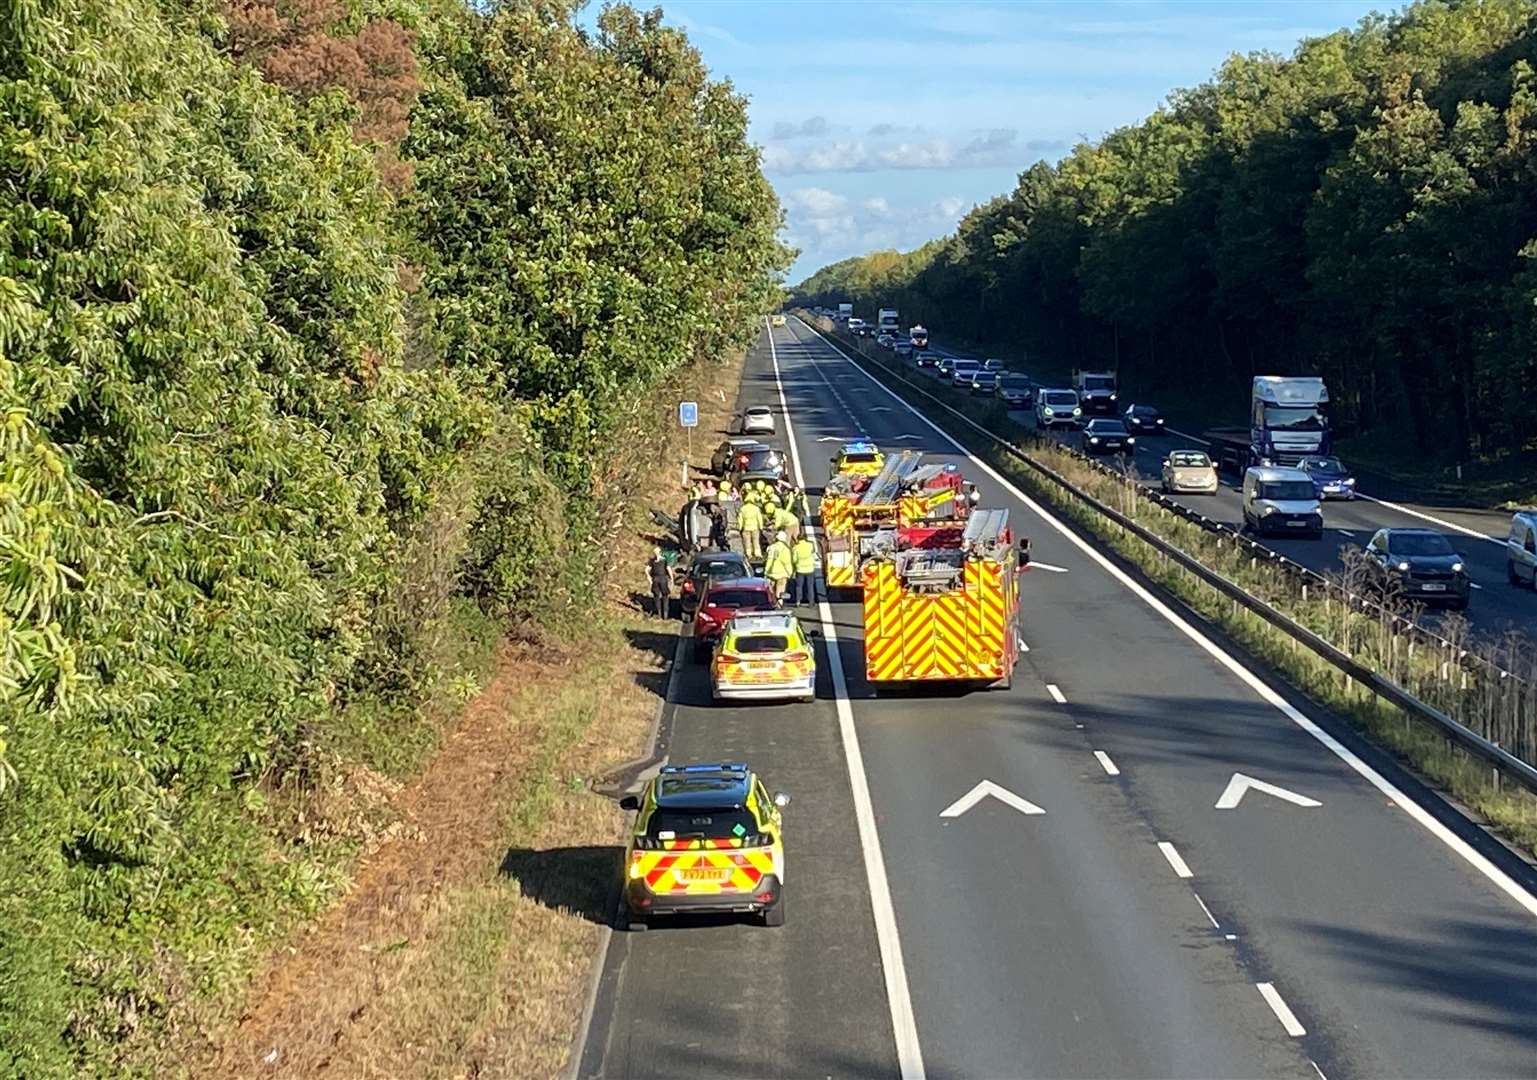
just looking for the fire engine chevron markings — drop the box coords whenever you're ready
[1215,773,1322,810]
[940,780,1045,818]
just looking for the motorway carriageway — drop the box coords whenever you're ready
[919,339,1532,645]
[578,317,1537,1080]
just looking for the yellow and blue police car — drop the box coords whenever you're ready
[829,439,884,478]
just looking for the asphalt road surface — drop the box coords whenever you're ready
[916,338,1532,645]
[578,318,1537,1079]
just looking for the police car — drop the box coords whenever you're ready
[711,611,816,703]
[829,439,884,478]
[620,763,789,929]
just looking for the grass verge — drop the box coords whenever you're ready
[814,318,1537,856]
[173,350,745,1079]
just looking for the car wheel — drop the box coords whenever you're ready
[762,895,785,928]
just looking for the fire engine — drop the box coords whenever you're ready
[817,451,979,594]
[860,508,1026,689]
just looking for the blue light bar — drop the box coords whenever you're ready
[661,762,749,774]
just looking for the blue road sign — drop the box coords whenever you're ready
[678,401,698,428]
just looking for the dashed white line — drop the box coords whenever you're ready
[1046,683,1067,704]
[1337,529,1356,539]
[1157,841,1194,879]
[1256,981,1307,1037]
[1358,493,1504,545]
[1093,750,1120,776]
[766,322,926,1080]
[1310,1059,1329,1080]
[1192,891,1220,929]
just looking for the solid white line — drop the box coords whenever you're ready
[1027,561,1071,573]
[1470,582,1483,590]
[1358,493,1504,545]
[1337,530,1356,539]
[1310,1059,1329,1080]
[1046,683,1067,704]
[1018,639,1030,653]
[765,321,926,1080]
[1256,982,1308,1038]
[792,315,1537,920]
[1192,891,1220,929]
[1093,750,1120,776]
[1157,841,1194,879]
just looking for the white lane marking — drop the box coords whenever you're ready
[1046,683,1067,704]
[1192,891,1221,929]
[940,779,1046,818]
[766,321,926,1080]
[1310,1059,1329,1080]
[1256,982,1308,1038]
[1215,772,1322,810]
[1358,493,1504,545]
[793,316,1537,920]
[1026,560,1071,573]
[1093,750,1120,776]
[1019,639,1030,653]
[1157,841,1194,879]
[1337,530,1356,539]
[1470,581,1483,590]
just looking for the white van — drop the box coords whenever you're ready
[1242,466,1323,538]
[1507,511,1537,587]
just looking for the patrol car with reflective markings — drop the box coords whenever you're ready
[829,439,884,478]
[710,611,816,703]
[619,763,789,930]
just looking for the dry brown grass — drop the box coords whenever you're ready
[179,350,746,1079]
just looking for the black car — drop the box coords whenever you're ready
[969,369,1000,394]
[1364,528,1470,610]
[679,550,752,618]
[734,446,787,482]
[1081,418,1135,455]
[995,375,1034,408]
[1123,403,1165,434]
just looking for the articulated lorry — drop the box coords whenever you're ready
[837,302,853,322]
[1205,376,1331,474]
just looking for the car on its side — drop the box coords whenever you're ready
[1364,528,1470,609]
[1123,403,1165,434]
[710,611,817,704]
[679,550,752,619]
[740,405,776,436]
[1035,389,1082,430]
[693,577,782,660]
[1298,456,1357,500]
[1241,466,1323,538]
[619,762,788,930]
[995,374,1034,408]
[968,369,1000,394]
[1082,418,1135,455]
[1508,511,1537,588]
[712,436,766,476]
[949,358,981,387]
[1161,450,1219,494]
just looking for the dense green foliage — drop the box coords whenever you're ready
[0,0,784,1070]
[795,0,1537,460]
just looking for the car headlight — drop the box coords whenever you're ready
[1261,506,1276,516]
[1043,408,1054,417]
[1126,436,1136,445]
[1452,562,1464,573]
[1397,561,1411,572]
[1344,477,1355,486]
[1109,392,1117,401]
[1088,437,1099,444]
[1072,407,1082,416]
[1156,418,1164,425]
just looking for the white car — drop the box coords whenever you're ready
[740,406,775,435]
[1161,450,1219,494]
[1035,389,1082,430]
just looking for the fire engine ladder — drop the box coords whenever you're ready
[859,450,924,507]
[963,508,1011,555]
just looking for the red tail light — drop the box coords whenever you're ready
[716,652,742,665]
[782,650,810,662]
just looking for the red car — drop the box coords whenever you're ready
[693,577,781,661]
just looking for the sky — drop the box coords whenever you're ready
[649,0,1388,283]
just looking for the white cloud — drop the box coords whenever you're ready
[770,115,830,141]
[862,197,890,215]
[783,187,848,215]
[762,128,1047,176]
[782,191,976,282]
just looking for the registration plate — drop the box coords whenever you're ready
[678,868,728,882]
[1420,583,1447,592]
[1286,520,1308,528]
[744,661,776,671]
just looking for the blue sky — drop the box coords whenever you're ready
[648,0,1388,283]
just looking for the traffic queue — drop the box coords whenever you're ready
[626,399,1032,931]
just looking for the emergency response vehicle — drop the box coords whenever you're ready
[818,452,980,594]
[619,763,789,930]
[829,439,884,478]
[861,508,1026,689]
[710,611,816,703]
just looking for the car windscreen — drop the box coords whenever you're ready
[648,808,760,842]
[1131,404,1157,415]
[1083,376,1115,391]
[1000,377,1031,389]
[1259,481,1317,501]
[744,450,778,467]
[1261,405,1326,431]
[1304,457,1344,472]
[694,559,746,580]
[1044,392,1077,406]
[1087,422,1128,435]
[705,588,773,609]
[1170,452,1210,467]
[843,452,879,463]
[1388,533,1454,556]
[952,361,978,370]
[732,634,790,654]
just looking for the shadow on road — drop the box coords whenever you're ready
[499,845,623,927]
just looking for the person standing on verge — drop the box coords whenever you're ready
[791,533,817,607]
[763,530,794,603]
[647,547,672,618]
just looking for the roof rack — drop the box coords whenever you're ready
[963,508,1011,553]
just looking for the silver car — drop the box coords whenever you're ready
[1161,450,1218,494]
[740,406,775,435]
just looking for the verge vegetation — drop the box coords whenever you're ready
[815,318,1537,857]
[1,0,785,1072]
[794,0,1537,498]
